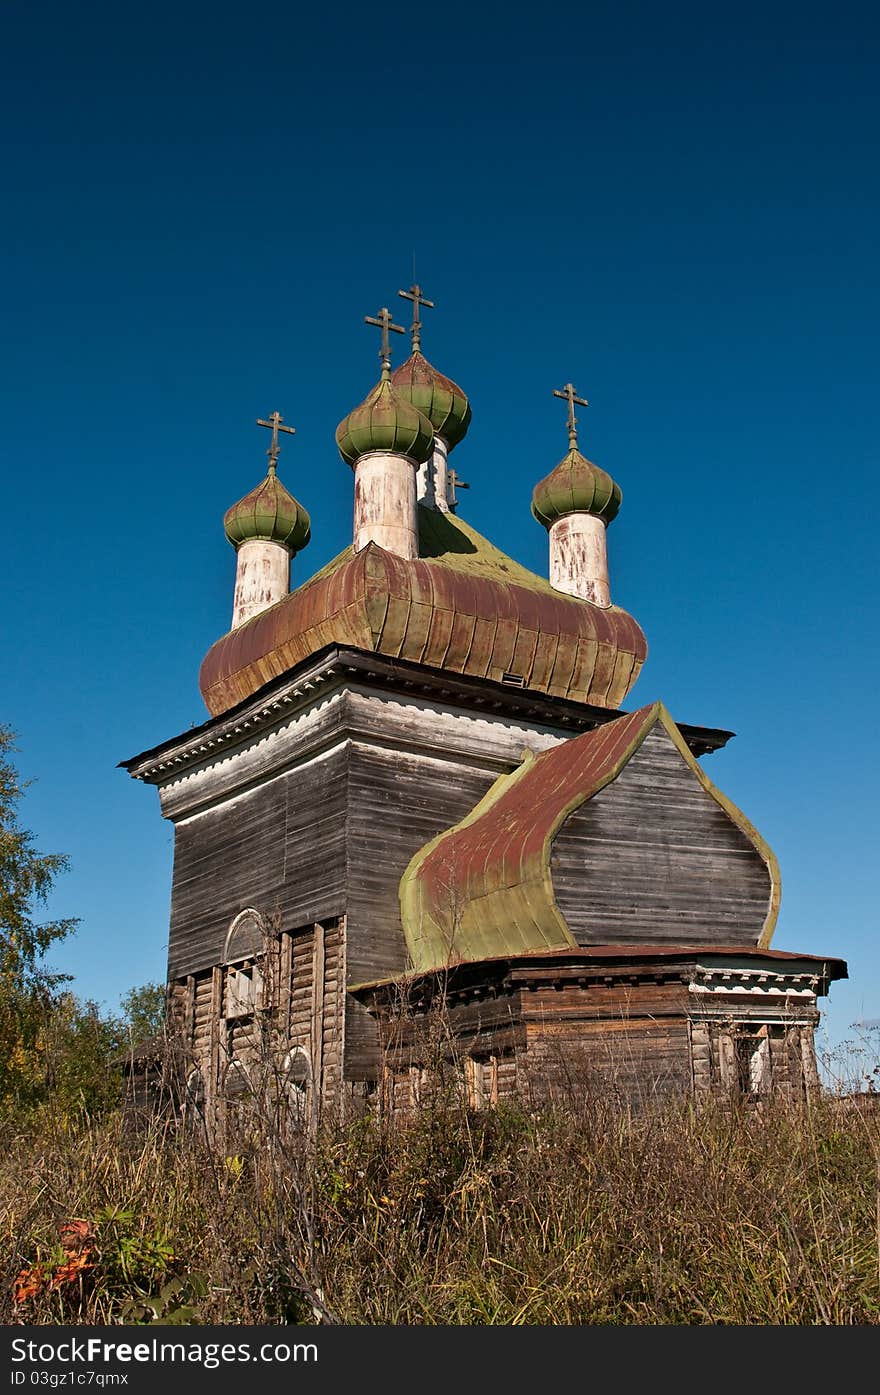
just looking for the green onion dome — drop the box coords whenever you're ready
[531,448,622,529]
[224,470,311,554]
[335,373,434,468]
[390,351,472,450]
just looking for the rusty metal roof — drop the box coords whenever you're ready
[399,702,781,975]
[199,506,647,716]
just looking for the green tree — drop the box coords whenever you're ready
[120,981,166,1047]
[0,725,79,991]
[38,993,125,1115]
[0,725,80,1109]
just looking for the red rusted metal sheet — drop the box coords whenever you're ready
[199,522,647,717]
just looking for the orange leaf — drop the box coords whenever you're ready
[13,1266,45,1303]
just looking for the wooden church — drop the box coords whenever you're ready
[123,288,845,1123]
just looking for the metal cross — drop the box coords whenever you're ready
[398,283,435,352]
[448,468,470,513]
[256,410,295,472]
[553,382,589,450]
[364,306,405,373]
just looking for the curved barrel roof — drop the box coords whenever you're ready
[200,507,647,716]
[399,701,781,974]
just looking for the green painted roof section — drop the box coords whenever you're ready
[298,505,619,601]
[390,351,472,450]
[401,749,578,970]
[399,702,781,974]
[223,471,311,553]
[298,505,566,597]
[417,505,566,595]
[335,375,434,467]
[532,447,622,528]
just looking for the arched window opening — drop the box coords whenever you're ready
[282,1046,312,1122]
[223,909,266,1020]
[223,908,265,963]
[223,1058,252,1102]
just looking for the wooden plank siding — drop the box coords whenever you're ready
[551,726,772,947]
[368,971,823,1112]
[320,920,346,1116]
[157,675,813,1104]
[344,742,499,1077]
[519,980,693,1101]
[168,748,348,979]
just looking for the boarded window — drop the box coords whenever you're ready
[465,1055,500,1109]
[282,1047,311,1123]
[223,1059,252,1101]
[225,961,263,1019]
[223,910,267,1021]
[735,1029,771,1096]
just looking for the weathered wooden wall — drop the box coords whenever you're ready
[168,749,348,980]
[154,668,760,1095]
[344,740,499,1077]
[168,916,347,1130]
[370,972,822,1112]
[551,726,772,947]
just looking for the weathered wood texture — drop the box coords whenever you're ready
[161,681,781,1091]
[318,920,346,1115]
[551,726,771,947]
[164,687,570,1077]
[165,688,567,984]
[170,916,347,1125]
[344,741,499,1077]
[168,750,347,979]
[518,980,693,1101]
[372,975,822,1111]
[697,1019,814,1098]
[523,1020,694,1103]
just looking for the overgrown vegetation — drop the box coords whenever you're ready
[0,725,163,1120]
[1,1078,878,1325]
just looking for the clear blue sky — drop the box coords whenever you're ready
[2,1,877,1060]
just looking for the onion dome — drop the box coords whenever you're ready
[533,381,622,528]
[531,448,622,529]
[335,370,434,468]
[391,351,472,450]
[224,470,311,554]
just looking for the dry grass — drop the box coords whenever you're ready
[2,1082,879,1326]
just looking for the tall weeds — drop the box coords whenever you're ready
[2,1087,878,1325]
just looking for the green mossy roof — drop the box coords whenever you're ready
[335,376,434,467]
[390,351,472,450]
[223,471,311,553]
[399,703,781,974]
[200,502,648,715]
[532,448,622,528]
[298,506,583,597]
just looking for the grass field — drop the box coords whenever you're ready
[3,1070,879,1326]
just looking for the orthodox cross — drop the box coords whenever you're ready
[364,306,405,374]
[398,283,434,352]
[448,467,470,513]
[553,382,589,450]
[256,410,295,473]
